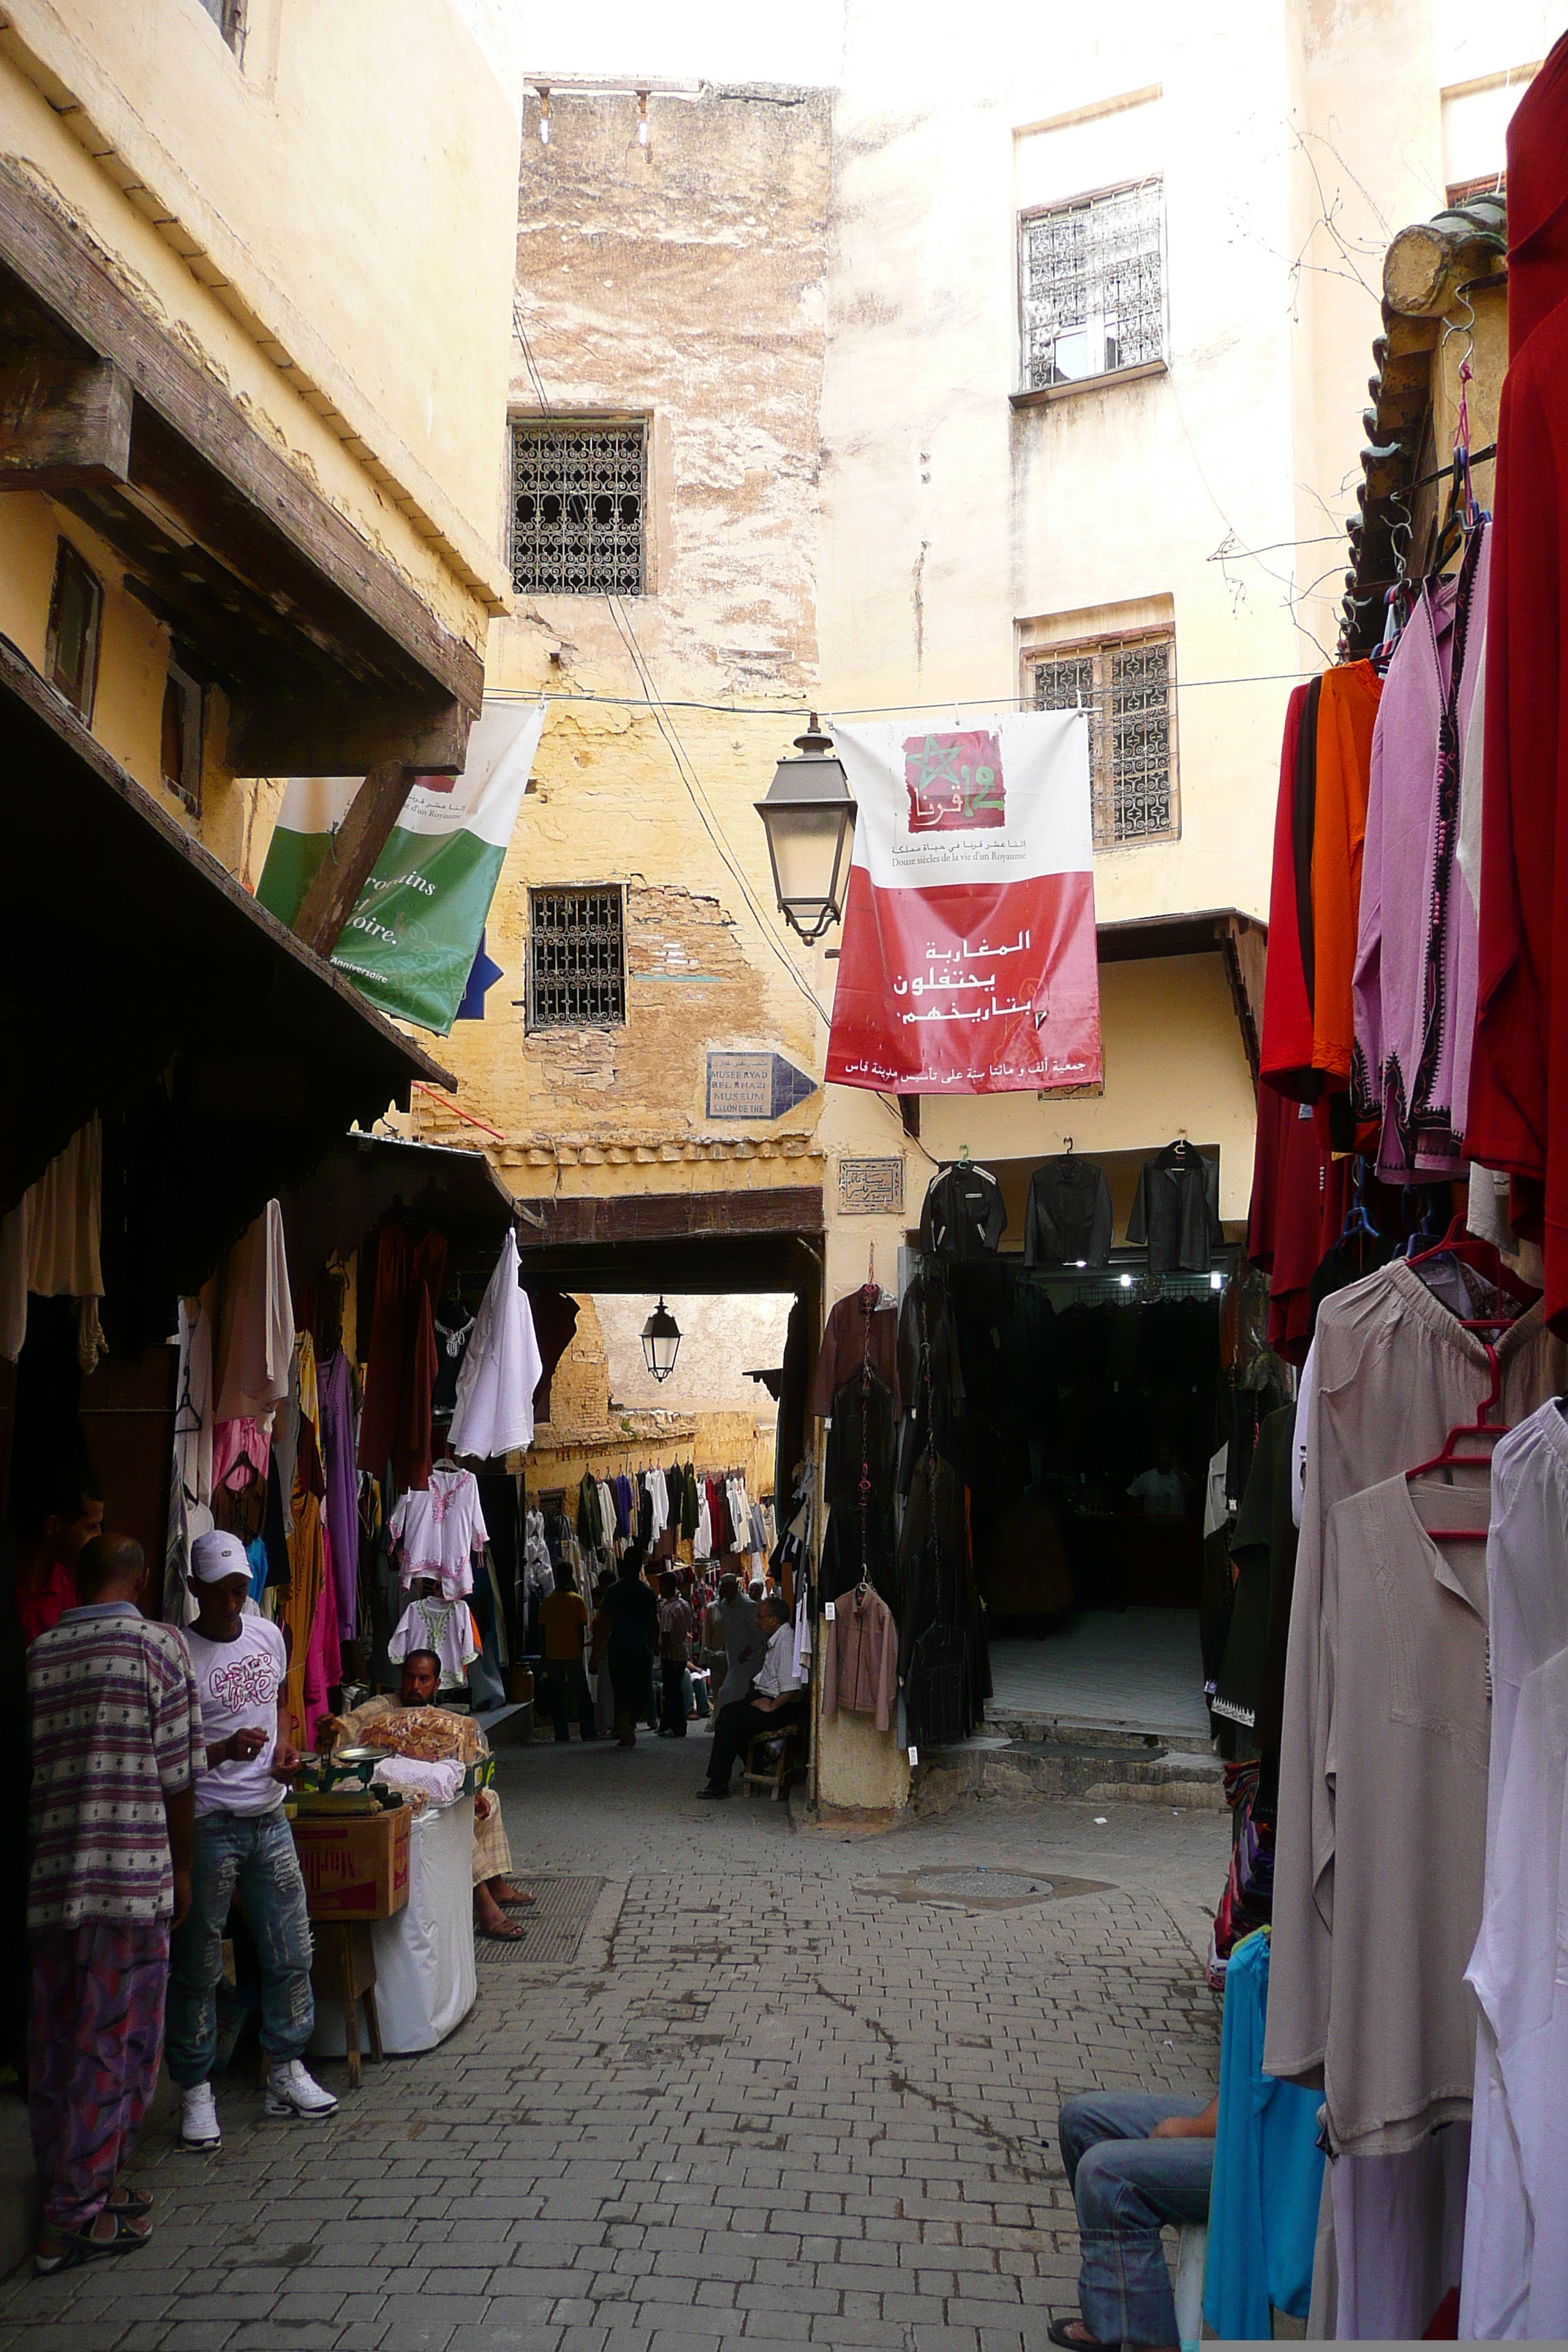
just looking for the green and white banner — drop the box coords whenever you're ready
[257,701,545,1036]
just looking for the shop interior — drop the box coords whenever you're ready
[897,1140,1263,1741]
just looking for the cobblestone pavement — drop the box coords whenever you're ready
[0,1730,1226,2351]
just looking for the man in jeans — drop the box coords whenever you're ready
[1048,2089,1215,2350]
[167,1529,336,2149]
[26,1531,200,2269]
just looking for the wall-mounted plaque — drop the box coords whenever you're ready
[838,1156,905,1216]
[706,1052,818,1120]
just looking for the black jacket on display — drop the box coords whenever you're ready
[1025,1156,1114,1269]
[918,1163,1006,1259]
[1128,1142,1221,1274]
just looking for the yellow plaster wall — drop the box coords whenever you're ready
[0,9,516,634]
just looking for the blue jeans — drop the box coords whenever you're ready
[1058,2091,1214,2346]
[166,1806,315,2086]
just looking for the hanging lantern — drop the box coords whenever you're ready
[640,1296,682,1383]
[755,713,857,945]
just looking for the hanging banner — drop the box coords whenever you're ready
[823,711,1101,1093]
[257,702,546,1036]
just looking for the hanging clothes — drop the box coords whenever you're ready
[213,1199,294,1424]
[1466,33,1568,1330]
[279,1334,328,1741]
[1128,1142,1221,1273]
[1460,1396,1568,2337]
[1353,524,1490,1181]
[357,1221,447,1490]
[387,1464,487,1599]
[820,1583,898,1733]
[1308,660,1384,1094]
[448,1229,543,1460]
[809,1286,901,1416]
[1264,1259,1567,2095]
[917,1162,1006,1259]
[1259,680,1320,1096]
[316,1348,360,1652]
[1204,1930,1324,2340]
[1023,1155,1113,1269]
[388,1591,479,1692]
[0,1115,104,1365]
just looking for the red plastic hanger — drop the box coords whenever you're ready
[1406,1334,1500,1539]
[1407,1214,1537,1311]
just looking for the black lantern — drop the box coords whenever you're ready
[755,713,857,944]
[640,1296,682,1384]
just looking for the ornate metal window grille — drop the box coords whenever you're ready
[527,889,627,1028]
[510,421,647,595]
[1020,181,1165,392]
[1031,631,1178,847]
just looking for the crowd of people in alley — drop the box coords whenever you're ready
[535,1541,810,1797]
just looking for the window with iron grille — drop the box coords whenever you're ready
[1019,180,1166,392]
[1030,630,1178,847]
[510,421,647,595]
[527,889,627,1028]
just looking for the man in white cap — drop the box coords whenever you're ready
[165,1529,337,2149]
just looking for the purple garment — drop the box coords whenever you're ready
[30,1920,168,2232]
[317,1349,359,1645]
[1352,521,1490,1181]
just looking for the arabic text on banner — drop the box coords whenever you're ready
[824,712,1102,1094]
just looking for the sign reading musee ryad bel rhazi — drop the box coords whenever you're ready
[706,1053,818,1120]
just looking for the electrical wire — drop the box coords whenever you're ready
[484,667,1331,720]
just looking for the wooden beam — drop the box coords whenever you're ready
[513,1186,826,1249]
[229,689,470,777]
[0,160,482,714]
[0,350,131,489]
[290,758,419,956]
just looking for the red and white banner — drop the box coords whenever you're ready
[824,713,1101,1094]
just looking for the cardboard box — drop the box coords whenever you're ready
[291,1803,410,1921]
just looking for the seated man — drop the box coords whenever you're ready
[696,1591,807,1798]
[319,1649,529,1942]
[1048,2088,1216,2351]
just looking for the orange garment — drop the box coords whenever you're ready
[1310,661,1383,1084]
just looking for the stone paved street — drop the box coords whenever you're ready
[0,1734,1226,2351]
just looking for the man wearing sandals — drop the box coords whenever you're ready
[25,1531,200,2272]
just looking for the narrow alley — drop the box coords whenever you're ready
[1,1746,1224,2352]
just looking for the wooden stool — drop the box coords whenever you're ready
[742,1725,799,1801]
[310,1922,382,2088]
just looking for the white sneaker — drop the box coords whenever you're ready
[264,2059,339,2119]
[179,2082,222,2150]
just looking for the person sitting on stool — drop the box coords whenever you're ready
[695,1591,805,1798]
[1047,2087,1216,2351]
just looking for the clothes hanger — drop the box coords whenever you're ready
[1405,1337,1501,1539]
[1407,1215,1537,1311]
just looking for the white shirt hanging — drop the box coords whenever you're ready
[448,1229,543,1460]
[388,1466,486,1598]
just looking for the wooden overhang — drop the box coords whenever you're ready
[0,630,452,1296]
[1097,907,1266,1082]
[0,157,483,777]
[511,1184,826,1297]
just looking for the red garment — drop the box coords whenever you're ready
[1503,36,1568,361]
[357,1224,448,1490]
[1268,1096,1327,1365]
[16,1558,77,1648]
[1260,684,1316,1095]
[1468,39,1568,1327]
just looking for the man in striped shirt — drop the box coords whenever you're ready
[26,1531,200,2272]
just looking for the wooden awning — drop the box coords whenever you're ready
[0,632,451,1294]
[0,159,483,775]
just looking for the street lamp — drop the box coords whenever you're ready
[640,1297,682,1384]
[755,713,857,945]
